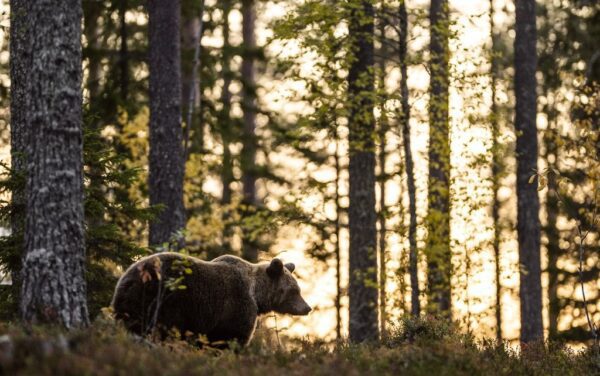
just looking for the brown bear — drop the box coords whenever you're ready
[111,252,311,346]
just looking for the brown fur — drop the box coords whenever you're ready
[111,253,311,346]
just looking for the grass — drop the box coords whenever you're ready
[0,316,598,376]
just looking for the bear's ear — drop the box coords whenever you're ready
[285,263,295,273]
[267,258,284,278]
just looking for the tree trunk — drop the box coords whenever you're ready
[241,0,259,263]
[426,0,451,317]
[490,0,503,341]
[181,0,204,161]
[119,0,129,102]
[148,0,186,247]
[399,0,420,318]
[334,131,342,341]
[545,124,560,340]
[83,1,103,105]
[20,0,89,328]
[377,8,388,338]
[9,0,32,300]
[347,0,379,343]
[514,0,543,343]
[219,0,234,254]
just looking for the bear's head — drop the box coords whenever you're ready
[265,258,312,316]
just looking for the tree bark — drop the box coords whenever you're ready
[20,0,89,328]
[219,0,234,254]
[9,0,32,299]
[241,0,259,263]
[399,0,420,318]
[147,0,186,247]
[334,131,342,341]
[514,0,543,343]
[83,0,103,105]
[347,0,379,343]
[426,0,451,317]
[181,0,204,161]
[119,0,129,102]
[377,7,388,338]
[490,0,503,341]
[545,124,560,340]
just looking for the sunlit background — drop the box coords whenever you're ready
[0,0,596,346]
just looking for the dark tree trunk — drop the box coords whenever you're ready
[219,0,234,254]
[545,124,560,340]
[377,9,388,337]
[181,0,204,161]
[334,132,342,341]
[399,0,420,318]
[427,0,451,317]
[9,0,32,299]
[241,0,259,263]
[119,0,129,102]
[514,0,543,343]
[347,0,379,343]
[83,1,103,105]
[490,0,503,341]
[147,0,186,247]
[20,0,89,328]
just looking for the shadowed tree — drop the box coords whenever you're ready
[398,0,420,318]
[347,0,379,343]
[8,0,32,305]
[20,0,89,328]
[514,0,543,343]
[489,0,503,341]
[147,0,186,247]
[426,0,451,317]
[241,0,259,263]
[219,0,234,253]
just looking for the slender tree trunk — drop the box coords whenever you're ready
[84,1,103,105]
[514,0,543,343]
[119,0,129,102]
[377,6,388,338]
[220,1,234,253]
[20,0,89,328]
[148,0,186,247]
[545,124,560,340]
[334,132,342,341]
[347,0,379,343]
[427,0,451,317]
[9,0,32,301]
[490,0,503,342]
[182,0,204,161]
[399,0,420,318]
[241,0,259,263]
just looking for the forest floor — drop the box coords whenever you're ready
[0,317,598,376]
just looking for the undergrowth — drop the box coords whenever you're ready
[0,316,598,376]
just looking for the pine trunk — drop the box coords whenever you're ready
[148,0,186,247]
[490,0,503,341]
[427,0,451,317]
[545,125,560,340]
[399,0,420,318]
[334,133,342,341]
[119,0,129,102]
[347,0,379,343]
[241,0,259,263]
[9,0,32,300]
[219,1,234,254]
[514,0,543,343]
[20,0,89,328]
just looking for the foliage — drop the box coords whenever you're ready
[0,118,156,320]
[0,318,599,375]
